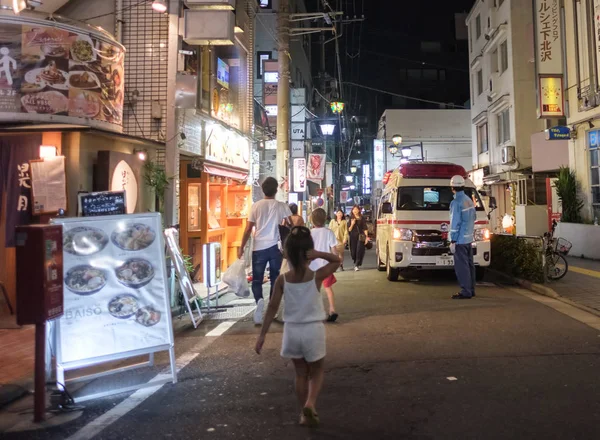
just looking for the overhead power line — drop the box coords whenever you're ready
[363,50,469,73]
[344,82,468,109]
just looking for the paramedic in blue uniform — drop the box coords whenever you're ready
[449,175,477,299]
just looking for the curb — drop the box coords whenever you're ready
[487,268,600,319]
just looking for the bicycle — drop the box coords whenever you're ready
[543,220,572,281]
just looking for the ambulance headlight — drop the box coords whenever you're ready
[474,228,490,242]
[393,228,413,241]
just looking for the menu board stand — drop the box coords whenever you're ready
[164,228,203,327]
[51,213,176,403]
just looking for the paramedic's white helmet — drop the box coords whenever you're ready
[450,175,465,187]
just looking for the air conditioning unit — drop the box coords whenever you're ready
[501,145,515,164]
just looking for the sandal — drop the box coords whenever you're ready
[326,313,338,323]
[302,407,320,427]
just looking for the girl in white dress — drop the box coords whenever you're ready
[255,226,340,427]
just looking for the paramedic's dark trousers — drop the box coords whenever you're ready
[454,244,475,297]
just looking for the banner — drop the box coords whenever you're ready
[374,139,385,181]
[534,0,562,74]
[307,153,326,180]
[54,213,173,365]
[0,20,125,130]
[0,134,41,247]
[293,158,306,192]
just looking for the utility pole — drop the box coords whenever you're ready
[276,0,290,202]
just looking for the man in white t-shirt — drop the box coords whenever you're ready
[239,177,292,324]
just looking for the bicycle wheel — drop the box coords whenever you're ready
[547,252,568,281]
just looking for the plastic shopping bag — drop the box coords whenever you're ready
[223,259,250,298]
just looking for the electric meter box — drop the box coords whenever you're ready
[15,224,64,325]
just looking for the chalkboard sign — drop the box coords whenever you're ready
[78,191,127,217]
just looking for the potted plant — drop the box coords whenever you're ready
[143,161,172,215]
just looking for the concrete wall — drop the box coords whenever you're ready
[530,132,569,173]
[557,222,600,259]
[57,0,116,35]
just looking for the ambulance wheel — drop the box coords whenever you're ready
[386,246,400,281]
[476,267,486,282]
[376,244,386,272]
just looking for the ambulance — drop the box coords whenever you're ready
[375,162,491,281]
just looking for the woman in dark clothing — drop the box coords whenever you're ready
[348,205,369,271]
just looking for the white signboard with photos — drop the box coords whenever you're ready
[52,213,177,400]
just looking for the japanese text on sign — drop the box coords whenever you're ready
[535,0,562,74]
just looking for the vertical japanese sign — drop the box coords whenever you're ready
[374,139,385,181]
[1,134,40,247]
[293,158,306,192]
[535,0,563,74]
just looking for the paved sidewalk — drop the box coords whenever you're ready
[545,256,600,313]
[0,317,34,407]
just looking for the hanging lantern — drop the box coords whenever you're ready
[330,101,345,114]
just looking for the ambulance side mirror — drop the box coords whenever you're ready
[487,196,497,220]
[381,202,393,214]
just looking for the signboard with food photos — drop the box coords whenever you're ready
[52,213,175,369]
[0,18,125,132]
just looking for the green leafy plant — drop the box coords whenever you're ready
[553,167,584,224]
[490,234,544,283]
[144,161,172,214]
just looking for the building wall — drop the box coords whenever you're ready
[379,109,472,171]
[467,0,543,176]
[253,0,312,107]
[57,0,116,34]
[564,0,600,221]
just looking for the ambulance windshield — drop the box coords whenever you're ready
[397,187,485,211]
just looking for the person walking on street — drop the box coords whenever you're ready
[449,175,477,299]
[329,209,349,271]
[348,205,369,271]
[255,226,340,427]
[311,208,339,322]
[239,177,293,324]
[289,203,305,227]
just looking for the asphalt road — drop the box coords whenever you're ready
[4,254,600,439]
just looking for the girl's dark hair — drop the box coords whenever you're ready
[289,203,298,215]
[351,204,362,218]
[284,226,314,276]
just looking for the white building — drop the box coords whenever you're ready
[376,109,472,175]
[466,0,552,232]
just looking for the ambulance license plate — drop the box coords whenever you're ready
[436,256,454,266]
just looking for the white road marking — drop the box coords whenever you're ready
[66,326,236,440]
[511,288,600,332]
[447,377,458,381]
[205,321,236,337]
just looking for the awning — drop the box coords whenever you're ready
[204,163,248,181]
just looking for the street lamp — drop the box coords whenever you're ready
[320,123,335,136]
[350,165,358,173]
[401,146,412,158]
[392,134,403,146]
[388,144,399,156]
[345,175,354,183]
[152,0,167,12]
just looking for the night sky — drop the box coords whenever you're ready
[317,0,476,130]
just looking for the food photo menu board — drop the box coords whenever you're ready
[0,20,125,128]
[53,213,174,365]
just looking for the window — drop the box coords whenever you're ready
[499,40,509,73]
[397,187,485,211]
[256,51,271,79]
[476,69,483,95]
[497,109,510,144]
[258,0,272,8]
[589,131,600,215]
[490,48,499,73]
[477,123,488,153]
[475,14,482,39]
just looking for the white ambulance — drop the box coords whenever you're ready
[375,162,491,281]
